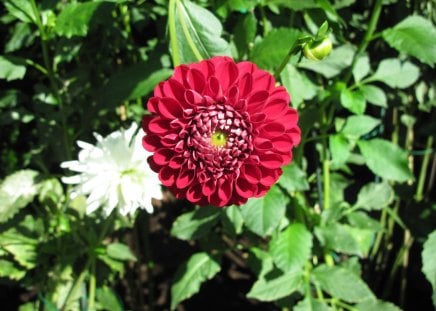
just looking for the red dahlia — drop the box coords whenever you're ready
[142,56,300,207]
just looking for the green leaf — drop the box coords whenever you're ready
[106,243,137,262]
[340,88,366,115]
[278,163,310,193]
[171,252,220,310]
[233,13,257,57]
[280,64,317,108]
[55,2,112,38]
[294,296,331,311]
[341,115,381,138]
[267,0,318,11]
[422,230,436,307]
[171,206,221,240]
[0,170,39,223]
[251,28,301,70]
[383,15,436,66]
[357,139,414,182]
[347,211,382,231]
[247,270,303,302]
[359,85,387,108]
[96,286,123,311]
[353,55,370,82]
[330,134,351,165]
[367,58,420,89]
[222,205,244,235]
[315,223,367,256]
[355,299,402,311]
[98,62,173,106]
[4,0,36,23]
[0,56,27,81]
[170,0,231,65]
[0,259,26,280]
[312,265,375,303]
[240,185,288,237]
[299,44,355,78]
[269,223,312,272]
[354,182,394,210]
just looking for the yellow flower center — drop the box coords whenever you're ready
[211,131,227,148]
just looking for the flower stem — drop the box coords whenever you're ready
[415,136,434,201]
[87,258,97,311]
[274,43,301,80]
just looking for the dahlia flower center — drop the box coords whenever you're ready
[185,101,253,177]
[211,131,227,148]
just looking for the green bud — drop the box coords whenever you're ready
[303,37,333,61]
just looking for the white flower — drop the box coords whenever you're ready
[61,123,162,216]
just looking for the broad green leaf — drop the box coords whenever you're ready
[269,223,312,272]
[98,62,173,106]
[354,182,394,210]
[222,205,244,235]
[247,270,303,302]
[0,170,39,223]
[4,0,36,23]
[247,247,274,278]
[355,299,402,311]
[240,185,288,237]
[233,13,257,57]
[357,139,414,182]
[367,59,419,89]
[353,55,370,82]
[170,0,231,65]
[0,56,26,81]
[422,230,436,307]
[106,243,137,262]
[171,252,220,310]
[96,286,123,311]
[294,296,331,311]
[171,206,221,240]
[266,0,318,10]
[329,134,350,165]
[341,115,381,138]
[251,28,301,70]
[383,15,436,66]
[360,84,387,107]
[281,64,317,108]
[340,88,366,115]
[1,240,37,269]
[312,265,375,303]
[299,44,355,78]
[347,211,382,231]
[0,259,26,280]
[278,163,310,193]
[55,2,112,38]
[315,223,365,256]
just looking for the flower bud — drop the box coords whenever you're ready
[303,37,333,61]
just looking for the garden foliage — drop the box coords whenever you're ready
[0,0,435,310]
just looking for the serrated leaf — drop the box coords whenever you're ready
[251,28,301,70]
[341,115,381,138]
[0,170,39,223]
[422,230,436,307]
[278,163,310,193]
[0,259,26,280]
[294,296,331,311]
[360,84,387,107]
[98,62,173,106]
[299,44,355,78]
[0,56,27,81]
[171,252,220,310]
[357,139,414,182]
[312,265,375,303]
[247,270,303,302]
[330,134,351,165]
[353,55,370,82]
[315,223,364,256]
[55,2,112,38]
[383,15,436,66]
[340,88,366,115]
[4,0,36,23]
[355,182,394,210]
[355,299,402,311]
[170,0,231,65]
[171,206,221,240]
[368,59,420,89]
[106,243,137,262]
[269,223,312,272]
[240,185,287,237]
[280,64,317,108]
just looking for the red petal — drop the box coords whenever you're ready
[176,168,195,188]
[186,184,202,203]
[154,148,174,165]
[238,73,253,98]
[184,89,204,106]
[142,134,161,152]
[202,179,216,196]
[157,97,184,119]
[169,155,185,169]
[241,164,261,183]
[235,178,257,198]
[158,166,177,186]
[215,59,238,90]
[259,153,284,169]
[247,91,269,111]
[253,70,275,91]
[206,76,222,98]
[259,122,285,138]
[187,68,206,93]
[148,118,170,134]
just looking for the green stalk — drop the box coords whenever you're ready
[273,43,301,79]
[344,0,383,83]
[168,0,181,66]
[176,0,203,61]
[88,258,97,311]
[415,136,434,201]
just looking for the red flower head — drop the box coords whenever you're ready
[142,56,300,207]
